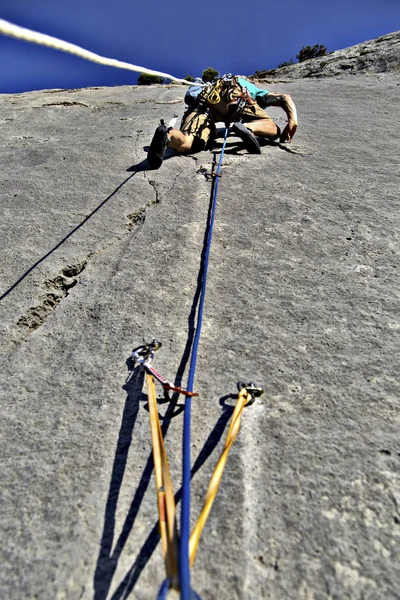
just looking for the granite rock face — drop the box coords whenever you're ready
[1,69,400,600]
[252,30,400,81]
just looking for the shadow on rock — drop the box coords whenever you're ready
[258,138,304,155]
[93,359,184,600]
[209,139,243,154]
[126,148,176,172]
[125,131,301,174]
[93,366,146,600]
[0,173,136,302]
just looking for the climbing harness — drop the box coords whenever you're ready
[131,127,264,599]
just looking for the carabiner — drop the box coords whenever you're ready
[131,339,162,366]
[237,381,264,402]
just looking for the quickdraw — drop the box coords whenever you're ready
[189,381,264,567]
[131,340,199,397]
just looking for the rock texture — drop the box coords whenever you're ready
[1,60,400,600]
[251,30,400,81]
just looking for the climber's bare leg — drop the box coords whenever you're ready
[245,119,280,140]
[168,129,194,153]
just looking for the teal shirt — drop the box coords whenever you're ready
[237,77,269,101]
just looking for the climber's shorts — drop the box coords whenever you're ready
[180,99,274,152]
[180,107,216,152]
[241,102,274,121]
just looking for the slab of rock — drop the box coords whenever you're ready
[252,30,400,81]
[1,72,400,600]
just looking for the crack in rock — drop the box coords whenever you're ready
[166,170,187,198]
[143,176,161,205]
[1,132,185,355]
[40,101,90,108]
[130,99,155,104]
[155,99,184,105]
[126,207,146,230]
[8,260,88,349]
[126,172,184,231]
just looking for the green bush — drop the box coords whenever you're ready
[278,59,294,68]
[184,74,195,82]
[202,67,220,82]
[137,73,164,85]
[296,44,327,62]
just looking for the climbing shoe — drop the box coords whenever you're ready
[147,120,169,169]
[231,122,261,154]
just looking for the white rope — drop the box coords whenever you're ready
[0,18,198,86]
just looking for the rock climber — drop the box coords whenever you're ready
[147,73,298,169]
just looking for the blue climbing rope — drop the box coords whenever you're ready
[158,578,202,600]
[179,127,230,600]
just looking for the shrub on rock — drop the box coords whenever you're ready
[138,73,164,85]
[297,44,327,62]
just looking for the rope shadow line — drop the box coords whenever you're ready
[0,173,136,301]
[93,367,145,600]
[93,378,183,600]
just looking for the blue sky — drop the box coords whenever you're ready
[0,0,399,93]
